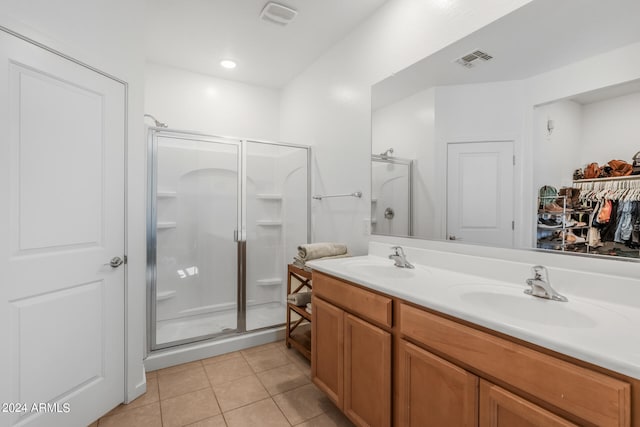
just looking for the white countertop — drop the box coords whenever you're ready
[307,254,640,380]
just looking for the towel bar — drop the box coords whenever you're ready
[312,191,362,200]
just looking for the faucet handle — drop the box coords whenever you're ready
[531,265,549,282]
[390,246,404,256]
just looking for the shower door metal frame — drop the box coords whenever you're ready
[146,128,244,352]
[146,129,311,353]
[371,155,414,236]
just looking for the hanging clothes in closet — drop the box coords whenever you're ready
[576,178,640,250]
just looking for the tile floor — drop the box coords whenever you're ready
[89,341,354,427]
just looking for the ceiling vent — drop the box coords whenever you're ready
[455,49,494,68]
[260,2,297,26]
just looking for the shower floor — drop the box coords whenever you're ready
[156,301,286,346]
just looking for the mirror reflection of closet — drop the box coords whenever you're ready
[534,81,640,259]
[370,0,640,260]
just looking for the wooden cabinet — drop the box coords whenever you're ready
[398,339,478,426]
[311,272,392,427]
[311,271,635,427]
[479,380,577,427]
[344,314,391,427]
[311,296,344,407]
[399,303,631,426]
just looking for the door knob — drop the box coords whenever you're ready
[106,256,124,268]
[448,235,458,240]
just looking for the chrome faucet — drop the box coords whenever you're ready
[524,265,567,302]
[389,246,414,269]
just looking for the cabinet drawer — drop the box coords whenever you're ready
[313,272,392,328]
[400,303,630,426]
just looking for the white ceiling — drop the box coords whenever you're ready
[372,0,640,109]
[144,0,388,88]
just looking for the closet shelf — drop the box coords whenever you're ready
[256,220,282,226]
[256,278,282,286]
[256,194,283,200]
[157,290,176,301]
[157,222,177,229]
[157,191,177,198]
[574,175,640,183]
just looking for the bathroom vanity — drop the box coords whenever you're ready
[308,251,640,427]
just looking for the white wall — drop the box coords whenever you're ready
[280,0,534,255]
[581,91,640,165]
[0,0,147,404]
[528,42,640,107]
[145,62,281,141]
[532,100,582,191]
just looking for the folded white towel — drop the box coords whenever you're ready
[293,253,351,271]
[305,306,312,315]
[297,242,348,261]
[287,292,311,306]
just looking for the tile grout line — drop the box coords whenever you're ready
[219,344,296,425]
[117,343,312,427]
[270,381,320,426]
[201,356,226,427]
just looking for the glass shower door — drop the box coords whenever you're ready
[245,141,310,331]
[148,130,241,350]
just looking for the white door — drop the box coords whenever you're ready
[0,31,125,426]
[447,141,514,247]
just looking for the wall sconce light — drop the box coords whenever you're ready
[547,119,555,136]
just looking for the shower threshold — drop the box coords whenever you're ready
[156,301,286,346]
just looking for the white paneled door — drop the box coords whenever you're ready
[447,141,514,247]
[0,31,125,426]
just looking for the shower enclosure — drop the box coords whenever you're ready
[371,155,413,236]
[147,129,310,351]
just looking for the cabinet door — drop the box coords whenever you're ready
[344,314,391,427]
[479,380,578,427]
[311,296,344,409]
[398,340,478,426]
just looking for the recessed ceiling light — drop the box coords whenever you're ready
[220,60,237,69]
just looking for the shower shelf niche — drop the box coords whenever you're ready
[256,278,282,286]
[157,190,177,198]
[256,220,282,226]
[157,290,176,301]
[157,221,177,229]
[256,194,282,200]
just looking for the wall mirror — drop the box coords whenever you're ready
[371,0,640,260]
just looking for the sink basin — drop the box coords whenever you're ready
[344,260,416,279]
[451,284,624,329]
[459,291,597,328]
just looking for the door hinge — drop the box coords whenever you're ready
[512,220,515,230]
[123,255,128,264]
[513,155,516,166]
